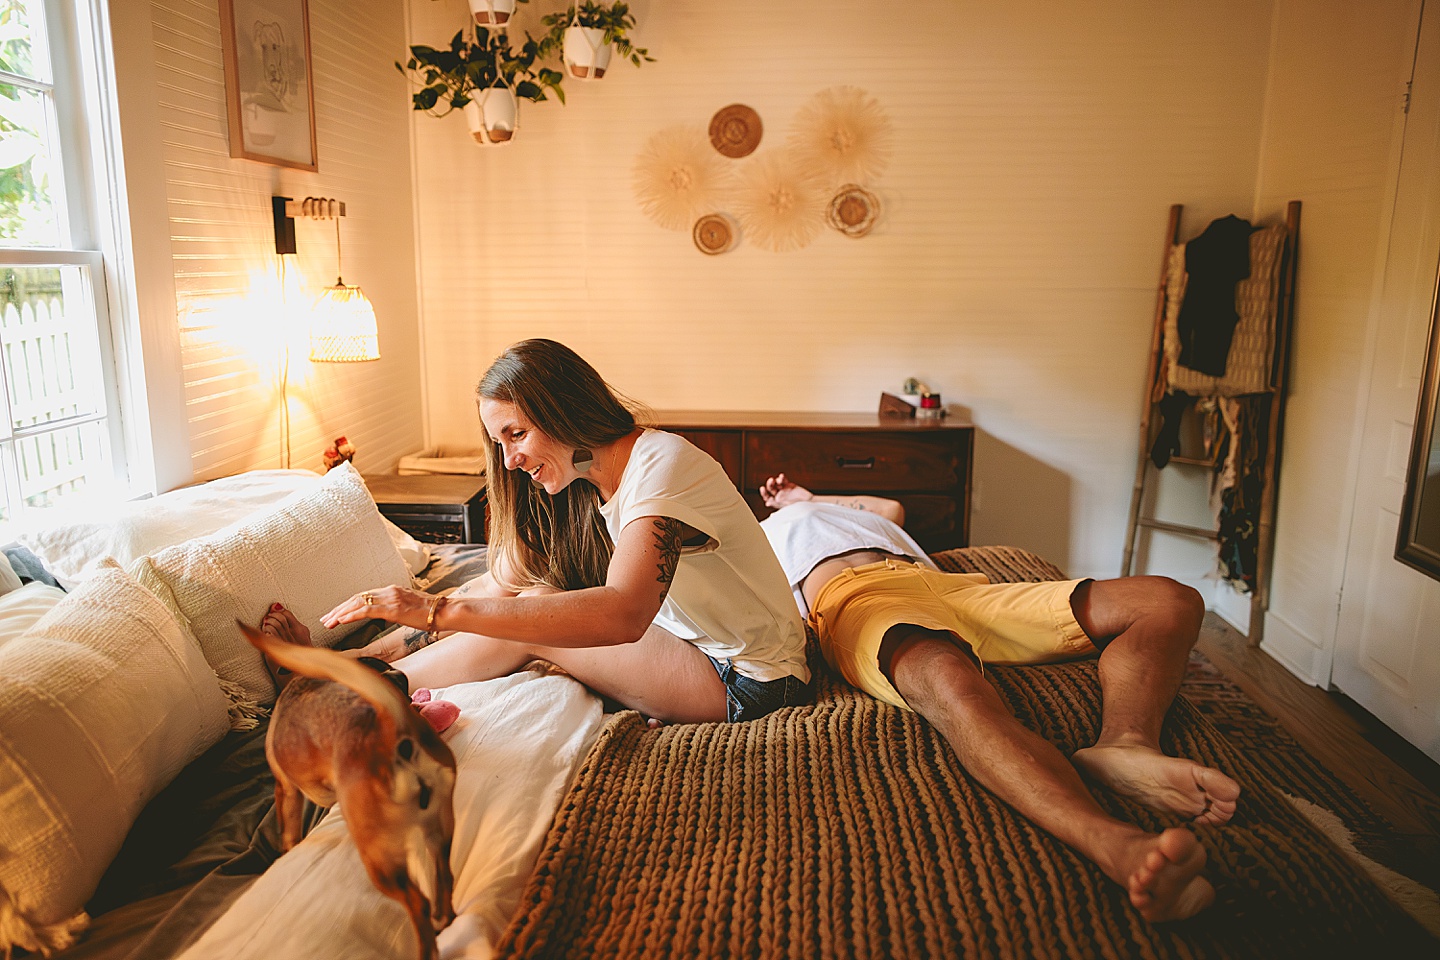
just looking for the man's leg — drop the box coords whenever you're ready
[1068,577,1241,825]
[883,626,1214,922]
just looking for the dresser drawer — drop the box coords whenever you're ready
[895,495,961,552]
[745,431,965,493]
[672,429,743,485]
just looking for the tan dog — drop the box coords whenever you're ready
[240,622,457,960]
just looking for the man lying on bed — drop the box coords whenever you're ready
[756,474,1240,923]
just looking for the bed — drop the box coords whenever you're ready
[2,473,1434,959]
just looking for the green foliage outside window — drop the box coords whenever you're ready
[0,0,57,246]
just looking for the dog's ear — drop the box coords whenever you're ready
[238,620,413,742]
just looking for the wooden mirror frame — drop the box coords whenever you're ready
[1397,274,1440,580]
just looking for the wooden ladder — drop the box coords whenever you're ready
[1120,201,1302,644]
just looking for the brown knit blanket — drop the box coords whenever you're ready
[495,546,1429,959]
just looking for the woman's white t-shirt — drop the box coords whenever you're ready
[598,430,809,684]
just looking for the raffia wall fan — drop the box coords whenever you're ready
[633,87,893,254]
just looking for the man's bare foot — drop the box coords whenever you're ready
[1120,826,1214,921]
[758,473,814,509]
[1072,743,1241,825]
[261,603,315,691]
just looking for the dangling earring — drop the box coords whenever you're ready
[572,448,594,473]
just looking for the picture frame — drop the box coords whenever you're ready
[219,0,319,171]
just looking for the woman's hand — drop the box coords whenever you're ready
[323,585,432,631]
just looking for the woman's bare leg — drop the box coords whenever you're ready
[395,623,727,723]
[393,585,728,723]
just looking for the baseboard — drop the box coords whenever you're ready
[1258,610,1331,686]
[1211,580,1251,637]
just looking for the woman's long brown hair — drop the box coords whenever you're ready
[477,339,643,592]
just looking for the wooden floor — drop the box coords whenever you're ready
[1197,612,1440,888]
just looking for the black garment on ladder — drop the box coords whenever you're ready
[1149,391,1193,469]
[1177,215,1257,377]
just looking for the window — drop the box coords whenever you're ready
[0,0,122,522]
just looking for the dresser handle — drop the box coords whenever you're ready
[835,456,875,469]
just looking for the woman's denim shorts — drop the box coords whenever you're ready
[707,655,812,722]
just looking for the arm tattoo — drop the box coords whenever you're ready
[651,517,683,602]
[404,628,436,654]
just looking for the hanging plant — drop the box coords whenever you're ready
[396,28,565,128]
[466,0,526,27]
[539,3,654,81]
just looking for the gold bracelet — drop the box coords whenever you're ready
[425,594,446,642]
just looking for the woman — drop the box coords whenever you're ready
[321,339,811,724]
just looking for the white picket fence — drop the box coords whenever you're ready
[0,296,96,506]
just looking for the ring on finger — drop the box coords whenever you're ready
[361,592,375,606]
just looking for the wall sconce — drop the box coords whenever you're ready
[272,196,381,362]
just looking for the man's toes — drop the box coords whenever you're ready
[1129,829,1212,921]
[1194,794,1239,825]
[1197,766,1241,801]
[1157,825,1202,862]
[1192,767,1241,824]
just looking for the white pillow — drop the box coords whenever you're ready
[175,671,604,960]
[15,469,431,587]
[131,462,415,706]
[0,563,231,957]
[0,581,67,650]
[15,470,322,587]
[384,517,432,578]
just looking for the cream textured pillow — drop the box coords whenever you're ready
[0,563,230,957]
[131,462,415,706]
[0,581,66,650]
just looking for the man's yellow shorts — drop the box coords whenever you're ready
[810,560,1096,711]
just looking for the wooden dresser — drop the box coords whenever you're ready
[654,411,975,552]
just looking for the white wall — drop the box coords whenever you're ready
[410,0,1274,582]
[111,0,424,485]
[1250,0,1421,679]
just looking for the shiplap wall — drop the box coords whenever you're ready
[1250,0,1419,677]
[146,0,423,480]
[409,0,1273,581]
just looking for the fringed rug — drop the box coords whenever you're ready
[494,547,1432,959]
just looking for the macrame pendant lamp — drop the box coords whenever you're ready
[310,216,380,362]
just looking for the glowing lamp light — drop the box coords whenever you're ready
[310,281,380,362]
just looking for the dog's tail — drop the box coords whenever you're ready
[239,621,414,741]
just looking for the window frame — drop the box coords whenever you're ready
[0,0,131,520]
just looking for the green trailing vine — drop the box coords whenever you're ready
[539,2,654,68]
[396,28,566,116]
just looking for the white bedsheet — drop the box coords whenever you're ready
[177,669,604,960]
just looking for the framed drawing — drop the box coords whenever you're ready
[219,0,318,171]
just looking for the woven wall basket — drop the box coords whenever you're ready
[693,214,736,254]
[709,104,763,158]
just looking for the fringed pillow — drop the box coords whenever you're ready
[130,462,415,709]
[0,561,230,956]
